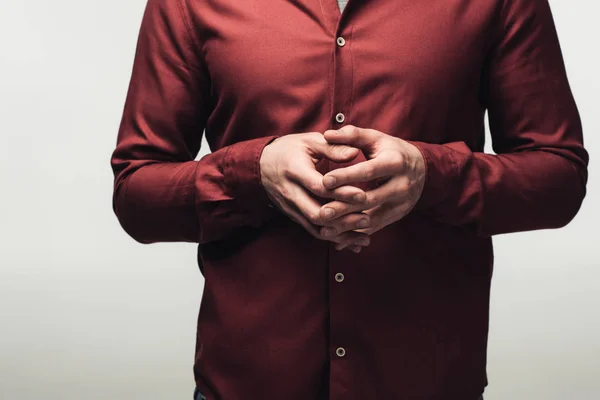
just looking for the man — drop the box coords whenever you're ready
[110,0,588,399]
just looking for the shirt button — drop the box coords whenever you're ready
[336,36,346,47]
[335,347,346,357]
[334,273,344,282]
[335,113,345,123]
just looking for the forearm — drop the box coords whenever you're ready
[112,136,279,244]
[412,140,587,236]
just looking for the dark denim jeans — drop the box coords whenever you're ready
[193,389,483,400]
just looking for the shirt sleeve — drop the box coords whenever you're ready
[410,0,589,236]
[110,0,279,244]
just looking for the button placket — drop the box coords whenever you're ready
[331,23,353,127]
[328,19,355,398]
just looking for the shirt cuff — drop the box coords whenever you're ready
[408,141,459,212]
[223,135,281,225]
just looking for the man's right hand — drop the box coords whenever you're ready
[260,132,371,252]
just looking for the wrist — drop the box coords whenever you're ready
[225,135,281,220]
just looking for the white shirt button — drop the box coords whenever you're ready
[335,113,345,123]
[335,347,346,357]
[334,273,344,282]
[336,36,346,47]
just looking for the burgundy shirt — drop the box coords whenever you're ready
[110,0,588,399]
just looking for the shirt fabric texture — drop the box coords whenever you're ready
[111,0,588,399]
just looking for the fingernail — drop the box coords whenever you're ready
[341,147,353,157]
[358,219,369,228]
[352,246,361,253]
[323,208,335,219]
[353,193,365,202]
[323,176,337,187]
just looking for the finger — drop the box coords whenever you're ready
[320,143,360,163]
[288,182,328,226]
[349,245,362,253]
[359,197,415,234]
[323,158,397,189]
[283,199,323,238]
[285,199,370,247]
[282,182,373,246]
[319,212,370,237]
[329,185,367,204]
[328,231,370,246]
[323,125,380,149]
[335,244,354,251]
[320,199,364,222]
[288,181,369,231]
[287,166,367,204]
[307,133,360,163]
[334,243,365,252]
[320,175,403,221]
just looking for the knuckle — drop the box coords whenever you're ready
[365,192,378,205]
[386,150,404,167]
[338,219,352,232]
[397,153,407,169]
[336,203,349,215]
[345,217,357,230]
[278,185,291,201]
[398,182,410,194]
[307,180,323,194]
[300,132,321,146]
[310,132,327,144]
[345,124,357,133]
[398,174,411,186]
[284,163,299,177]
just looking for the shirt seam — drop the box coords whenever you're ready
[177,0,204,73]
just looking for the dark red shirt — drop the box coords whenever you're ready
[110,0,588,399]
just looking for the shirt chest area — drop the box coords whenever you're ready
[190,0,497,118]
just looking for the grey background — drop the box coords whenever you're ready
[0,0,598,399]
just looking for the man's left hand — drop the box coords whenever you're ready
[318,125,427,250]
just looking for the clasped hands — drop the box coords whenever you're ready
[260,125,426,253]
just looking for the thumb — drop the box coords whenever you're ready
[324,125,379,149]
